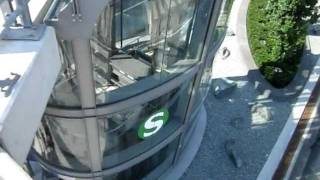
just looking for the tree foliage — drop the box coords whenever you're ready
[248,0,319,87]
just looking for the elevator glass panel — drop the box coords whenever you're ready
[34,77,193,171]
[103,138,179,180]
[48,40,81,107]
[33,117,92,171]
[100,77,194,168]
[33,0,220,178]
[91,0,209,105]
[210,0,234,50]
[46,0,213,108]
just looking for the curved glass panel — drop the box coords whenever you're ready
[48,40,81,107]
[33,117,91,171]
[103,138,179,180]
[32,0,224,179]
[209,0,234,50]
[47,0,211,108]
[99,77,193,168]
[34,77,193,171]
[188,0,233,127]
[91,0,209,105]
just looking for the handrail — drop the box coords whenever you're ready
[1,0,31,28]
[0,0,46,40]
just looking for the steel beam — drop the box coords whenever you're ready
[72,39,102,178]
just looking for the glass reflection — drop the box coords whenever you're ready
[48,40,81,107]
[33,116,92,171]
[34,78,193,171]
[103,138,179,180]
[100,78,193,168]
[92,0,204,105]
[188,0,234,128]
[210,0,234,47]
[47,0,212,107]
[32,0,221,178]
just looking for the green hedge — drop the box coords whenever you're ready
[247,0,319,88]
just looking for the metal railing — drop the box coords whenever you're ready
[0,0,45,40]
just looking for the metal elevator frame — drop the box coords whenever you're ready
[31,0,225,178]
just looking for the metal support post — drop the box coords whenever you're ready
[14,0,32,27]
[72,39,103,180]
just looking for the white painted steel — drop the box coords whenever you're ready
[0,27,61,164]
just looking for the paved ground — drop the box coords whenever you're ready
[182,79,293,180]
[183,0,320,179]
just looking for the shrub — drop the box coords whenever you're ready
[247,0,319,88]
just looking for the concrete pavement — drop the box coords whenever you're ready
[183,0,320,179]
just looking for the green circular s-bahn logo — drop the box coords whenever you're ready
[138,108,169,139]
